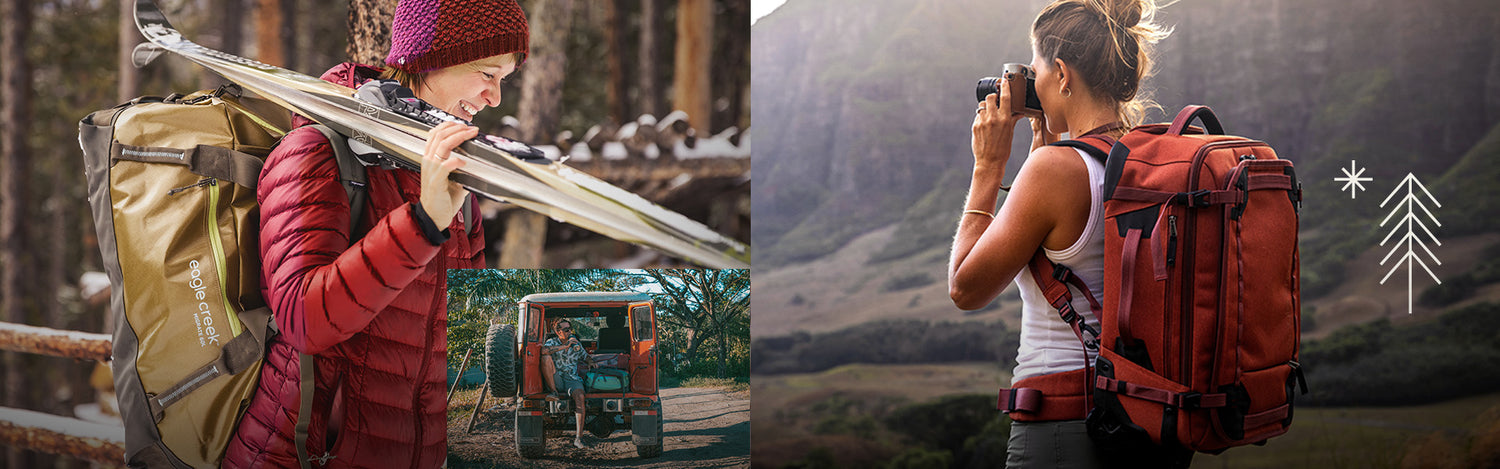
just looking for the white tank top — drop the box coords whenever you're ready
[1011,147,1107,383]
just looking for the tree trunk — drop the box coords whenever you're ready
[638,0,660,118]
[282,0,298,70]
[497,210,547,268]
[517,0,575,144]
[604,0,629,125]
[346,0,397,67]
[716,325,727,378]
[300,0,349,72]
[118,0,139,102]
[684,328,706,370]
[2,0,34,463]
[204,0,245,88]
[256,0,285,66]
[713,0,750,133]
[505,0,577,268]
[47,136,74,442]
[672,0,713,132]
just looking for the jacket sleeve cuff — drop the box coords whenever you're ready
[410,202,452,246]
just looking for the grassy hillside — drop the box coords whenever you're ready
[753,361,1500,469]
[1438,121,1500,236]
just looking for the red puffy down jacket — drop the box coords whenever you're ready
[223,63,485,469]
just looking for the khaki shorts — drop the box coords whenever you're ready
[1006,420,1193,469]
[1005,420,1102,469]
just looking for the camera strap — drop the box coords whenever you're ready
[1079,122,1124,138]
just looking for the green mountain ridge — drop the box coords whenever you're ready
[753,0,1500,272]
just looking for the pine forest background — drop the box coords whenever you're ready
[0,0,748,466]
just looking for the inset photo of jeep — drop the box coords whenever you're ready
[445,270,749,468]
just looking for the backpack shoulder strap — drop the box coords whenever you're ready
[308,124,369,240]
[295,125,365,469]
[1047,134,1114,165]
[295,354,315,469]
[1050,134,1135,200]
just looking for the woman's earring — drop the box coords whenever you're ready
[1062,88,1072,98]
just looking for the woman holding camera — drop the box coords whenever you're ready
[948,0,1182,467]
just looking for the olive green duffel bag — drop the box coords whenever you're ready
[80,84,365,468]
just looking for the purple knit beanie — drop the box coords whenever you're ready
[385,0,530,74]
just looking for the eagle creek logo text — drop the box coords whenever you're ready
[188,260,221,347]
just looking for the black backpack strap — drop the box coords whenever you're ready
[1049,134,1133,199]
[309,125,369,240]
[1047,134,1113,165]
[293,125,365,468]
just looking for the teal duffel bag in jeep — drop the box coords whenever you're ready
[586,368,630,392]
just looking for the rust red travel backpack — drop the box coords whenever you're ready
[998,105,1307,454]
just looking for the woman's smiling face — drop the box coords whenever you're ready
[415,53,519,121]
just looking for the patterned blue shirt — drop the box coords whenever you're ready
[544,336,587,381]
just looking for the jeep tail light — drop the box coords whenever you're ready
[520,399,545,410]
[630,398,653,408]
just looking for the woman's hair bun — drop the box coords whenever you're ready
[1092,0,1147,28]
[1032,0,1170,127]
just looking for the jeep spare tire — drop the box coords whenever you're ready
[486,323,518,398]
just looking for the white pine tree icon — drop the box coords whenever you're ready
[1379,173,1442,315]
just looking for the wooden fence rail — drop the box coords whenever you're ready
[0,407,124,466]
[0,321,123,466]
[0,321,111,361]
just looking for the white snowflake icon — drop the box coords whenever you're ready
[1334,160,1373,199]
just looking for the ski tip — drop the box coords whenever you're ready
[131,43,166,68]
[133,0,176,41]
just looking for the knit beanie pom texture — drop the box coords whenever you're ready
[386,0,530,74]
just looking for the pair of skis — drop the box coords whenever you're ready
[133,0,748,269]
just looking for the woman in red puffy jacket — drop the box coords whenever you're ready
[223,1,529,467]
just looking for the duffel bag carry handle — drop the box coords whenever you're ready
[1167,105,1224,136]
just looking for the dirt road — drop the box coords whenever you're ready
[448,387,749,468]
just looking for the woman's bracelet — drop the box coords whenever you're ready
[962,209,994,219]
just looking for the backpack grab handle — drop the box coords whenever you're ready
[1167,105,1224,136]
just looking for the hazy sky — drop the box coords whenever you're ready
[751,0,787,24]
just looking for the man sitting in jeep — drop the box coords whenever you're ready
[542,318,596,448]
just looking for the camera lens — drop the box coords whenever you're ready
[976,77,1001,103]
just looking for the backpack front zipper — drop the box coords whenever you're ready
[169,177,243,338]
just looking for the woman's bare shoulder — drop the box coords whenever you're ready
[1015,144,1089,186]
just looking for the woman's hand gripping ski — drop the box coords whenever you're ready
[419,121,478,225]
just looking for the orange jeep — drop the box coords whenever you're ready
[485,292,663,458]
